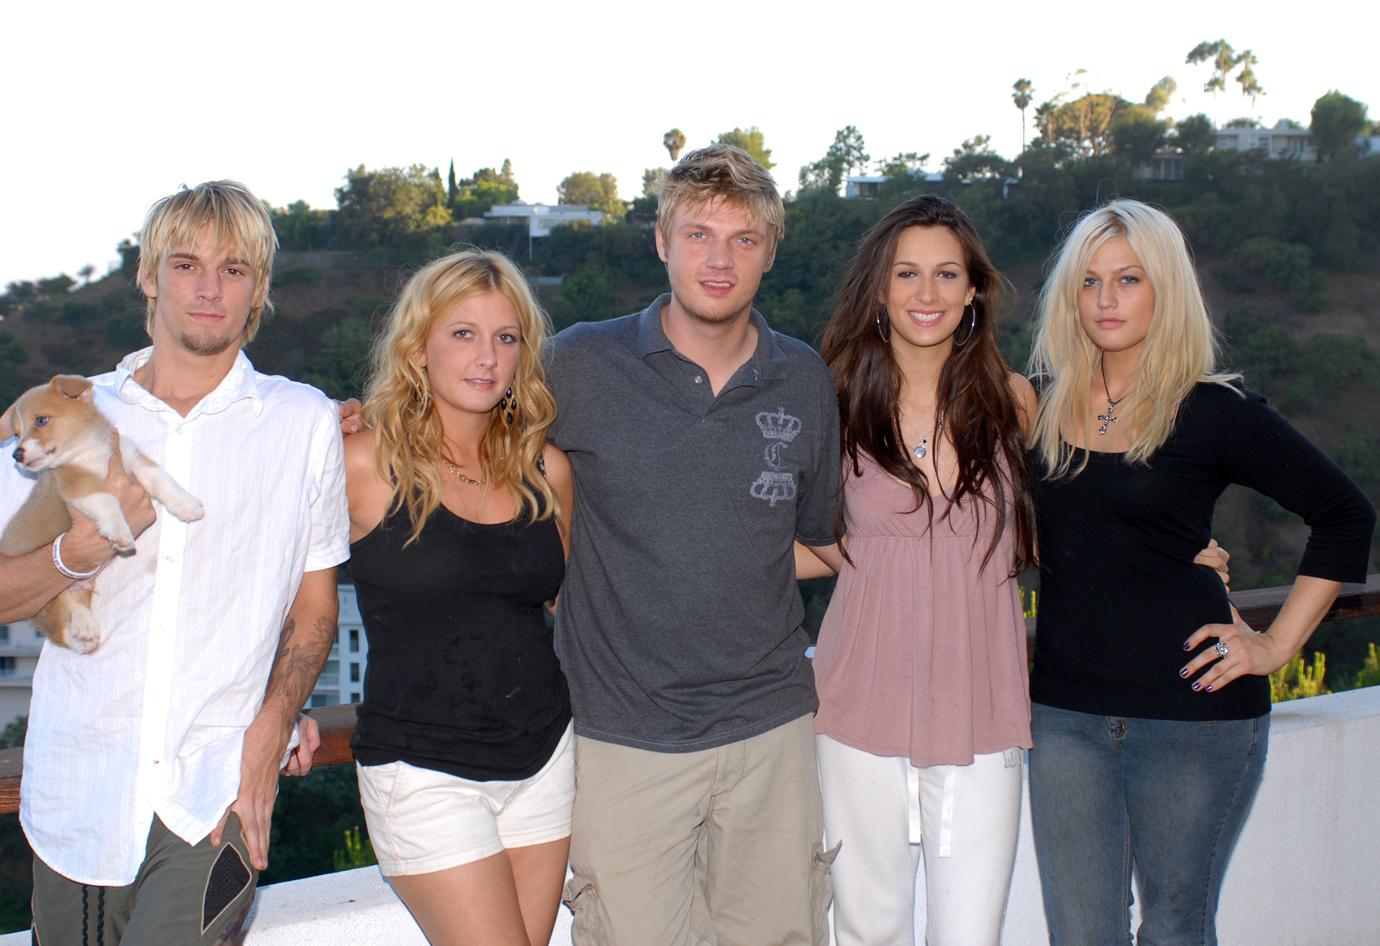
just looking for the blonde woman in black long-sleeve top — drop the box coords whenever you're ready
[1024,199,1374,946]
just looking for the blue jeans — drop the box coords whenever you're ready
[1028,703,1269,946]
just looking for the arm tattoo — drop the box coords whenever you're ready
[264,614,337,729]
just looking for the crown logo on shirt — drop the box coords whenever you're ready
[756,407,801,443]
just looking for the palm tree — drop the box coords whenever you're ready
[1012,79,1034,153]
[663,129,686,163]
[1187,40,1265,122]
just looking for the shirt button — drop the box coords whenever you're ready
[694,375,703,384]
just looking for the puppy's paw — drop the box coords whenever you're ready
[99,521,137,553]
[164,495,205,523]
[65,610,103,655]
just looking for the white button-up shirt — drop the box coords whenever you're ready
[0,348,350,885]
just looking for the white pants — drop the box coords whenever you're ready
[817,735,1023,946]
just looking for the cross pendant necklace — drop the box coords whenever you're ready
[1098,356,1130,437]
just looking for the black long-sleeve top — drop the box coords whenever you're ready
[1031,381,1375,721]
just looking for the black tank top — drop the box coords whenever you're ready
[349,498,570,780]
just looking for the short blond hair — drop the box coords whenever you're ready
[137,181,277,342]
[657,144,784,250]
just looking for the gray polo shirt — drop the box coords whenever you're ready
[548,294,840,752]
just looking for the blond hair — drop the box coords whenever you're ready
[364,249,558,545]
[657,144,785,250]
[137,180,277,342]
[1028,199,1239,477]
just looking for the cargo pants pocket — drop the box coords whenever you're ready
[563,873,610,945]
[809,840,841,946]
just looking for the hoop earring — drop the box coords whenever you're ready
[953,303,977,347]
[875,308,892,343]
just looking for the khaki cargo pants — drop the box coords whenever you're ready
[562,714,837,946]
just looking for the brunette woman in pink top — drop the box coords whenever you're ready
[796,196,1038,946]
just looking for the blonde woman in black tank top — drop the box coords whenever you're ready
[342,249,574,946]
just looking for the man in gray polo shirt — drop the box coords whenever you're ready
[550,144,840,946]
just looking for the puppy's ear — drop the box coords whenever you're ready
[0,403,15,441]
[52,376,93,401]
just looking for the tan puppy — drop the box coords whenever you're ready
[0,375,204,653]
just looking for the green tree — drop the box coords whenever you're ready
[943,135,1013,182]
[715,127,774,170]
[557,171,627,220]
[663,128,686,163]
[1144,75,1177,113]
[451,162,521,219]
[1111,106,1171,164]
[1037,93,1129,157]
[334,164,452,245]
[558,261,618,326]
[1012,79,1034,152]
[1175,114,1216,154]
[1186,40,1263,119]
[876,152,929,177]
[799,126,869,193]
[1310,91,1368,162]
[304,311,374,401]
[1234,50,1264,107]
[0,715,25,748]
[641,167,668,198]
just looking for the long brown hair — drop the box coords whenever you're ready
[819,195,1035,574]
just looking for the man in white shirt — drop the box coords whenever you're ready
[0,180,350,944]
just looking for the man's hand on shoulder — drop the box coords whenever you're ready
[337,398,364,435]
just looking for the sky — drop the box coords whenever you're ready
[2,0,1375,289]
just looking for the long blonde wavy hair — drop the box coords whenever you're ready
[1028,199,1239,478]
[364,249,559,544]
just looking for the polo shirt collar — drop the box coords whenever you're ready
[634,293,790,382]
[113,346,264,417]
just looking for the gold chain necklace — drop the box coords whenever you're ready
[442,458,487,486]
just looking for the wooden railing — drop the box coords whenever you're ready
[2,575,1378,815]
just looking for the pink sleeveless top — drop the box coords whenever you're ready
[813,451,1032,767]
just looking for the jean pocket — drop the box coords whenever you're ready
[809,840,841,946]
[563,873,609,945]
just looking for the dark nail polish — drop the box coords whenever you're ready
[1179,668,1190,678]
[1182,641,1191,650]
[1192,682,1202,691]
[1205,684,1214,692]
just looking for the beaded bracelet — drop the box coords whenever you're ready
[52,532,102,580]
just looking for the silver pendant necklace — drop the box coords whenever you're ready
[913,417,943,460]
[1097,357,1130,436]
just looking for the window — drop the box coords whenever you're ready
[0,657,15,672]
[349,629,359,653]
[350,664,360,683]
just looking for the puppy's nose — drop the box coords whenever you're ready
[11,447,23,462]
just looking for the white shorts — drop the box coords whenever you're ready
[356,722,575,877]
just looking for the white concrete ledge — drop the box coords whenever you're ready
[4,687,1378,945]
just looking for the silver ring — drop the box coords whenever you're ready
[1214,640,1230,658]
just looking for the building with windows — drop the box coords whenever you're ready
[310,584,368,708]
[0,620,43,729]
[1215,120,1315,161]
